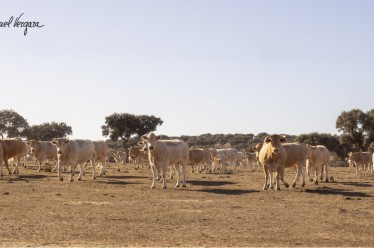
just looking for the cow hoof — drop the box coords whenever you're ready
[314,181,318,185]
[330,176,334,182]
[78,178,82,181]
[301,183,305,187]
[291,183,296,188]
[59,177,63,181]
[284,183,289,188]
[182,184,187,188]
[309,178,314,182]
[276,188,280,191]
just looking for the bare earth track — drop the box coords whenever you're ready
[1,162,374,247]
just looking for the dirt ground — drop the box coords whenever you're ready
[1,162,374,247]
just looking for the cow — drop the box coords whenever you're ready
[0,139,28,176]
[306,145,331,184]
[27,140,58,172]
[188,147,212,173]
[128,146,148,168]
[51,138,97,182]
[212,148,239,172]
[257,134,289,190]
[92,141,108,175]
[347,151,372,176]
[139,132,189,189]
[247,152,260,171]
[236,152,246,168]
[282,143,309,187]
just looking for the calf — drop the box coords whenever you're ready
[27,140,57,172]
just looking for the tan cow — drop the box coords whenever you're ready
[246,152,260,171]
[27,140,57,172]
[212,148,239,172]
[0,139,28,176]
[92,141,108,175]
[128,146,148,168]
[139,132,189,189]
[283,143,309,187]
[188,148,212,173]
[347,151,372,176]
[51,138,97,182]
[306,145,331,184]
[258,134,289,190]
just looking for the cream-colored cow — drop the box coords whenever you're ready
[139,132,189,189]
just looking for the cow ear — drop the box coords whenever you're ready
[137,141,144,146]
[264,136,271,143]
[141,135,148,141]
[280,135,287,142]
[64,139,69,144]
[156,135,162,140]
[51,140,57,145]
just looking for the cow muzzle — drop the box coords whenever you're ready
[149,146,154,151]
[58,151,62,155]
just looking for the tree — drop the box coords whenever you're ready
[336,109,374,152]
[0,109,29,138]
[25,122,73,140]
[101,113,163,161]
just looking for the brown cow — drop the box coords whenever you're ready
[258,134,289,190]
[0,139,28,176]
[188,148,212,173]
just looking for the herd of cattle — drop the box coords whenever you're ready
[0,133,373,190]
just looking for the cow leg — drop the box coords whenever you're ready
[12,160,20,175]
[174,164,181,188]
[57,159,63,181]
[169,166,173,179]
[300,166,306,187]
[314,166,319,185]
[263,167,269,190]
[279,167,289,189]
[182,161,187,187]
[37,161,42,172]
[275,171,281,191]
[161,164,167,189]
[268,168,274,190]
[150,166,157,188]
[70,163,77,182]
[3,160,11,175]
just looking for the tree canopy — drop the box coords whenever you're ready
[101,113,163,148]
[25,122,73,140]
[0,109,29,138]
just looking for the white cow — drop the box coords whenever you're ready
[51,138,97,182]
[139,132,189,189]
[306,145,331,184]
[27,140,57,172]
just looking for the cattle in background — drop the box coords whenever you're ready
[92,141,108,175]
[211,148,239,172]
[128,146,148,168]
[139,132,189,189]
[236,152,246,168]
[0,139,28,176]
[27,140,57,172]
[347,151,372,176]
[51,138,97,182]
[257,134,289,190]
[306,145,331,184]
[247,152,260,171]
[188,147,212,173]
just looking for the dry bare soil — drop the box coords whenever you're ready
[1,162,374,247]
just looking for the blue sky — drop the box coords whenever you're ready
[1,0,373,140]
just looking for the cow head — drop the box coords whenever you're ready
[51,138,69,155]
[140,132,162,151]
[264,134,286,156]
